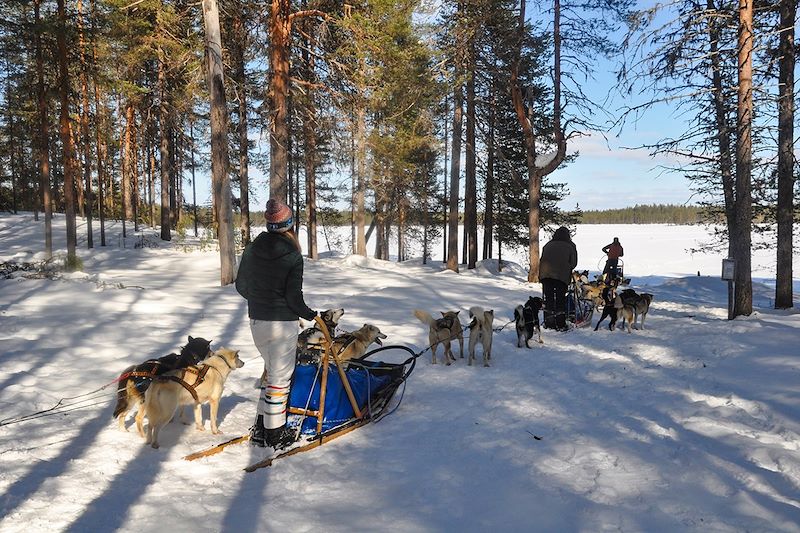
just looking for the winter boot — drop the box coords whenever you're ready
[265,424,297,450]
[543,310,557,330]
[250,415,267,447]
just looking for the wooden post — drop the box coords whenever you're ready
[314,316,363,428]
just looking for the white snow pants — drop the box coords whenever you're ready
[250,319,298,430]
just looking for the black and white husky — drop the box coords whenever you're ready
[514,296,543,348]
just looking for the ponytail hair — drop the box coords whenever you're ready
[281,229,302,253]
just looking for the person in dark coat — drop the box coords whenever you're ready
[236,198,317,450]
[539,226,578,331]
[601,237,624,282]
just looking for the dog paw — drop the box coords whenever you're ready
[212,429,221,435]
[150,442,159,449]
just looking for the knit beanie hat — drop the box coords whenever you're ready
[265,199,293,233]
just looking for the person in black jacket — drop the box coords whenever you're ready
[236,198,317,450]
[539,226,578,331]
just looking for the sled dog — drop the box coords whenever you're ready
[112,336,212,433]
[593,282,621,331]
[142,347,244,449]
[413,309,464,365]
[514,296,543,348]
[296,308,345,365]
[468,306,494,367]
[330,324,387,366]
[621,292,654,333]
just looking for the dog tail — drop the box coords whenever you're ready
[112,366,137,418]
[468,306,485,328]
[413,309,435,326]
[514,305,524,321]
[112,389,128,419]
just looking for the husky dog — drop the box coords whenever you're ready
[330,324,387,367]
[514,296,543,348]
[413,309,464,365]
[113,336,212,433]
[621,292,654,333]
[572,270,590,285]
[142,348,244,449]
[295,308,345,365]
[467,306,494,367]
[593,282,621,331]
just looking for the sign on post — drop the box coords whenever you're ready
[722,258,735,320]
[721,258,735,280]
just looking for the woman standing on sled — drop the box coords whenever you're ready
[539,226,578,332]
[236,199,317,450]
[601,237,624,282]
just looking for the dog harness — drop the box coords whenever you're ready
[435,316,455,330]
[160,364,213,403]
[332,333,358,357]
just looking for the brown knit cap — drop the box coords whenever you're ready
[265,199,293,233]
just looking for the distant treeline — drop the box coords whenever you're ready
[243,205,706,226]
[578,204,704,225]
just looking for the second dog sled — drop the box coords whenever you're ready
[185,316,416,471]
[567,279,594,328]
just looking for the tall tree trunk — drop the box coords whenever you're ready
[168,124,177,227]
[511,0,566,283]
[269,0,291,202]
[146,136,154,227]
[35,0,53,258]
[465,37,477,269]
[57,0,78,268]
[203,0,236,285]
[707,0,736,258]
[303,32,318,259]
[90,0,105,246]
[232,6,251,245]
[774,0,794,309]
[158,52,171,241]
[483,86,495,260]
[189,118,198,237]
[355,107,367,255]
[7,61,18,215]
[447,64,463,272]
[733,0,753,317]
[132,111,140,233]
[304,125,318,259]
[442,93,448,263]
[123,103,135,222]
[398,196,406,262]
[374,196,386,260]
[78,0,93,247]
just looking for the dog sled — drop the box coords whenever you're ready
[185,317,416,471]
[567,278,594,328]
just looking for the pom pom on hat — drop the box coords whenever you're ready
[265,199,293,233]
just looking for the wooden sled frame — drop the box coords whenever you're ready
[287,315,364,434]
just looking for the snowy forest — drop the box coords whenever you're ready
[0,0,796,317]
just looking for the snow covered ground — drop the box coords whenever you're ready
[1,212,799,532]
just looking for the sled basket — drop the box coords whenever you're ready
[289,358,407,434]
[288,317,416,437]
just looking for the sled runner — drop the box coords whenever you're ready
[185,316,415,469]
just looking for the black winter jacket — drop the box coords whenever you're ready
[236,232,316,321]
